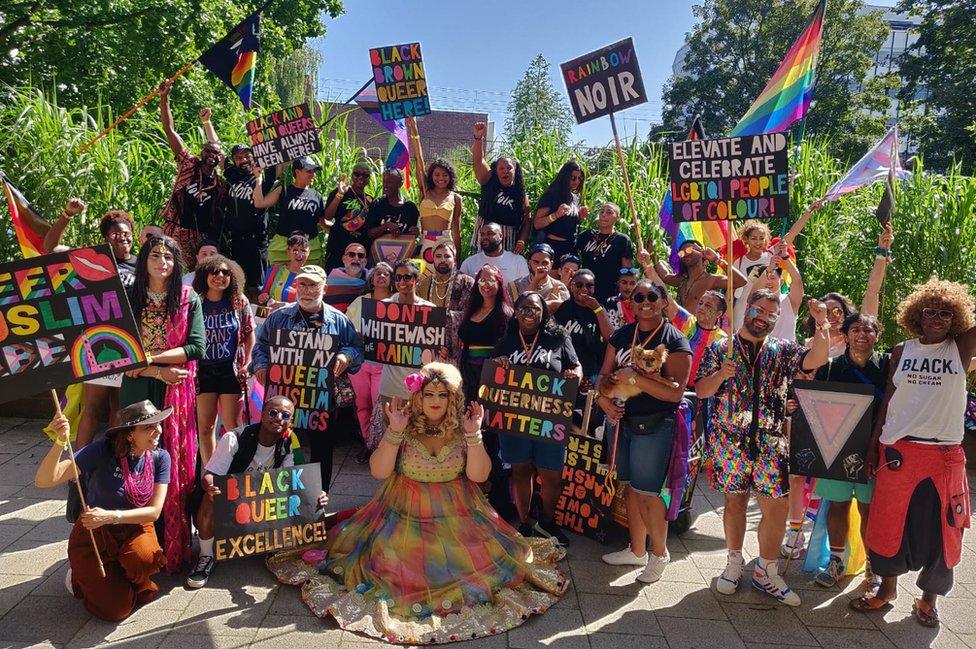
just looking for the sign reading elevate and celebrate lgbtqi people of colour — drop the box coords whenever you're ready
[478,360,579,445]
[212,464,326,561]
[668,133,790,222]
[560,37,647,124]
[369,42,431,120]
[246,103,322,168]
[360,298,446,368]
[265,329,336,433]
[0,245,145,401]
[555,433,617,541]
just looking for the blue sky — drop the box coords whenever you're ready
[313,0,897,147]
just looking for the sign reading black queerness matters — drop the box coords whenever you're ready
[560,37,647,124]
[246,103,322,169]
[369,42,431,120]
[669,133,790,222]
[212,464,326,561]
[360,298,446,368]
[555,433,617,541]
[790,380,875,484]
[478,360,579,445]
[0,244,145,402]
[265,329,336,432]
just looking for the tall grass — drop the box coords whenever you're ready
[1,86,974,348]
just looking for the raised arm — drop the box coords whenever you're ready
[471,122,491,185]
[323,177,349,223]
[783,198,825,248]
[774,241,805,312]
[702,246,748,290]
[43,198,86,253]
[251,166,283,210]
[860,223,893,318]
[406,117,427,199]
[158,80,186,156]
[199,108,219,146]
[653,259,682,288]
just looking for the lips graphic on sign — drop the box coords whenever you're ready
[68,248,116,282]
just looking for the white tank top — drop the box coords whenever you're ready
[881,338,967,444]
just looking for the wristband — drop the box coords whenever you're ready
[144,352,153,366]
[874,246,889,257]
[114,512,123,525]
[473,136,483,141]
[593,306,604,314]
[464,432,483,447]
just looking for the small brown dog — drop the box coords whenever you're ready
[599,344,679,403]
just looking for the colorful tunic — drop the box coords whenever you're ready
[261,264,299,304]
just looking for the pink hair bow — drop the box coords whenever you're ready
[404,373,425,394]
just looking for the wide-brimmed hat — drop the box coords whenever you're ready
[105,400,173,437]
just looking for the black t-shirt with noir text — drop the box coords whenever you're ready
[576,230,635,302]
[608,321,692,416]
[276,185,326,238]
[490,328,580,374]
[554,300,606,378]
[225,165,278,238]
[479,177,525,228]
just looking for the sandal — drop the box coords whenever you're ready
[849,595,896,612]
[912,598,940,628]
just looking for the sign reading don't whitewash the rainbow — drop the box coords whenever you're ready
[0,244,145,401]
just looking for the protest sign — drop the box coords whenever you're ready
[212,463,326,561]
[555,433,617,541]
[560,38,647,124]
[360,298,446,367]
[669,133,790,222]
[478,360,579,445]
[0,245,145,401]
[246,103,322,169]
[369,42,431,120]
[790,380,875,484]
[265,328,336,432]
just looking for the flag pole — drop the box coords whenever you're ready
[50,389,106,578]
[609,111,645,254]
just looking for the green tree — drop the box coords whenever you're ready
[267,46,323,108]
[661,0,893,159]
[504,54,575,146]
[897,0,976,174]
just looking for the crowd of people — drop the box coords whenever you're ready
[28,103,974,643]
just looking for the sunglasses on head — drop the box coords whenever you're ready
[619,267,639,276]
[345,251,366,259]
[923,307,954,320]
[267,408,292,421]
[210,268,231,277]
[395,273,417,282]
[352,170,370,178]
[631,291,660,304]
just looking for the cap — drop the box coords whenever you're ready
[295,264,327,283]
[230,143,252,156]
[528,242,555,259]
[104,400,173,438]
[293,156,322,172]
[558,253,582,267]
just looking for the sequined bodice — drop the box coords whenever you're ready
[397,435,465,483]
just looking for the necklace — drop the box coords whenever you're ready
[121,451,155,508]
[420,425,446,438]
[519,329,540,363]
[629,319,664,360]
[147,289,167,304]
[429,272,453,304]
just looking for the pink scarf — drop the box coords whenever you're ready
[161,285,198,572]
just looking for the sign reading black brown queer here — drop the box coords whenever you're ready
[561,37,647,124]
[669,133,789,222]
[478,360,579,445]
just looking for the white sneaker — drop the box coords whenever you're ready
[716,552,744,595]
[781,528,805,559]
[602,547,648,567]
[752,561,801,606]
[636,551,670,584]
[64,567,74,596]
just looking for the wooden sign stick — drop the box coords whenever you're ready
[580,389,595,437]
[50,389,106,578]
[609,111,645,254]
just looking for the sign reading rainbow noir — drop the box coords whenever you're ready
[668,133,790,222]
[360,298,447,368]
[212,463,326,561]
[246,103,322,169]
[478,360,579,445]
[265,329,336,433]
[369,42,431,120]
[0,245,145,402]
[560,37,647,125]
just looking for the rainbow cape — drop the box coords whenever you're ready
[198,10,260,109]
[730,0,825,137]
[1,172,50,258]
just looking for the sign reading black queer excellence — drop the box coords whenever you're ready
[669,133,789,222]
[560,37,647,124]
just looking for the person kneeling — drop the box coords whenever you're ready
[34,400,172,621]
[186,395,328,588]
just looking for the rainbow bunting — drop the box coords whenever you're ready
[355,83,411,184]
[1,172,50,258]
[198,11,260,109]
[730,0,825,137]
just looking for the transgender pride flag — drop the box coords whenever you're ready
[823,126,909,201]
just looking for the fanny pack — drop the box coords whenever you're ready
[625,411,674,435]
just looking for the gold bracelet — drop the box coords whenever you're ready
[464,433,483,447]
[384,429,405,446]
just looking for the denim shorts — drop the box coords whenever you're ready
[610,413,675,496]
[498,434,566,472]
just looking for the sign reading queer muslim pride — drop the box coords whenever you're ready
[478,360,579,445]
[369,42,430,120]
[246,103,322,169]
[669,133,790,222]
[0,245,145,402]
[265,329,336,432]
[212,464,326,561]
[360,298,446,367]
[560,37,647,124]
[555,433,617,541]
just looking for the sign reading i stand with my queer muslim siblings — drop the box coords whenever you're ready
[478,360,579,445]
[265,329,336,432]
[669,133,790,222]
[246,103,322,169]
[0,245,145,402]
[560,37,647,124]
[212,463,326,561]
[369,42,430,120]
[360,298,446,367]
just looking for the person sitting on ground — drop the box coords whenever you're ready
[34,401,172,621]
[186,396,328,589]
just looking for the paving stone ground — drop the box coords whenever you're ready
[1,416,974,648]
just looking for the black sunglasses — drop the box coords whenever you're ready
[631,292,660,304]
[210,268,231,277]
[345,251,367,259]
[394,273,417,282]
[352,170,371,178]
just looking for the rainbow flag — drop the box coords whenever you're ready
[198,11,260,109]
[1,172,50,258]
[730,0,825,137]
[355,83,411,184]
